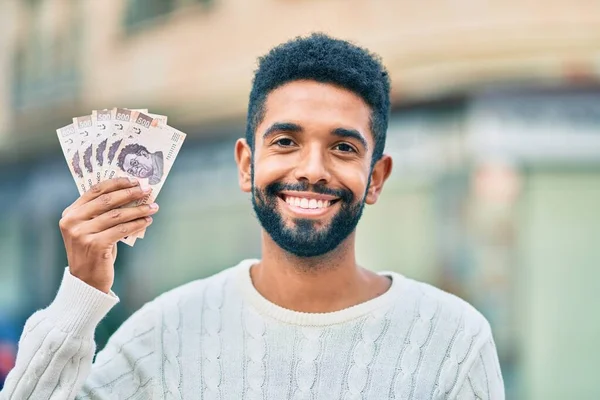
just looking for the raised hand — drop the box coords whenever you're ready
[58,177,158,293]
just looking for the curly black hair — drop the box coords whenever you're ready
[246,33,391,164]
[116,143,148,171]
[107,139,122,165]
[83,144,93,173]
[72,151,82,178]
[96,138,107,166]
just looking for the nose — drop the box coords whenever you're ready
[293,144,331,185]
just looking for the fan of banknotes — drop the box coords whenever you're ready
[56,108,186,246]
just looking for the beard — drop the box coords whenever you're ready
[251,178,367,258]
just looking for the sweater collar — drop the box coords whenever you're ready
[234,259,405,326]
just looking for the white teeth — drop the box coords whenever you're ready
[283,196,333,209]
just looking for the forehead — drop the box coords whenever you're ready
[259,80,372,140]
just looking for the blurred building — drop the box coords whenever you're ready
[1,0,600,398]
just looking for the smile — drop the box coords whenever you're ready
[277,191,340,217]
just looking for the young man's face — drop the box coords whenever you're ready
[237,80,390,258]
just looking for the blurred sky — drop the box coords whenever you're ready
[1,0,600,398]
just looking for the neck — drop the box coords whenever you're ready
[251,231,390,313]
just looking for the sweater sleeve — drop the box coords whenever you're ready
[453,335,505,400]
[0,268,159,400]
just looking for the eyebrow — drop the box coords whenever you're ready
[332,127,368,151]
[262,122,302,140]
[262,122,368,150]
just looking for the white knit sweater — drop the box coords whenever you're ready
[1,259,504,399]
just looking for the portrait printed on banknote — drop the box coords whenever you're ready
[82,144,93,176]
[56,123,87,194]
[72,114,96,190]
[115,143,164,185]
[91,109,112,185]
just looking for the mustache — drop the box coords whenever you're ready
[264,181,354,203]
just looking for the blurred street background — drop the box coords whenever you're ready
[1,0,599,398]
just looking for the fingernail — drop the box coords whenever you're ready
[145,216,153,223]
[140,181,151,192]
[149,203,159,210]
[128,177,139,185]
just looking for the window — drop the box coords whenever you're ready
[124,0,213,32]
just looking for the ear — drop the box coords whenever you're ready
[234,138,252,193]
[365,154,393,205]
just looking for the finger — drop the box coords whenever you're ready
[88,203,159,233]
[128,224,150,241]
[95,216,154,243]
[64,177,140,217]
[71,184,152,221]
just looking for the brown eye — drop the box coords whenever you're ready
[276,138,295,147]
[334,143,356,153]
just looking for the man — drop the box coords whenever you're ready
[116,143,164,185]
[1,34,504,399]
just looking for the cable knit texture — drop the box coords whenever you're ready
[0,260,504,399]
